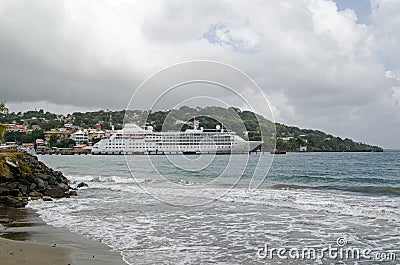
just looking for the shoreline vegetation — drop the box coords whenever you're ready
[0,106,383,153]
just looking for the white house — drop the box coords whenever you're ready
[299,146,307,152]
[70,130,89,144]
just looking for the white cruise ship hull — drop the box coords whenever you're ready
[91,124,262,155]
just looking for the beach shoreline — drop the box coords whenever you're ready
[0,206,127,265]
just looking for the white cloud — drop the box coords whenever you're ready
[385,70,400,108]
[392,87,400,106]
[386,70,400,81]
[370,0,400,68]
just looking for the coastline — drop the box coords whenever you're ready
[0,206,127,265]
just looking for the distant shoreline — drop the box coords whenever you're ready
[32,149,386,156]
[1,106,383,154]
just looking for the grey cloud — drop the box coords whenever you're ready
[0,0,144,109]
[0,0,399,148]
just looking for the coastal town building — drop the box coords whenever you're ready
[22,143,34,148]
[299,146,307,152]
[278,136,294,141]
[44,129,63,140]
[35,139,45,145]
[70,129,89,144]
[61,129,74,139]
[31,125,41,130]
[89,130,105,140]
[5,142,18,147]
[7,124,27,133]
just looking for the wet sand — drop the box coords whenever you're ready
[0,206,126,265]
[0,236,72,265]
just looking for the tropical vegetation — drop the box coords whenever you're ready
[0,105,383,152]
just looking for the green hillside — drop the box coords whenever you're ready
[275,123,382,152]
[0,106,383,152]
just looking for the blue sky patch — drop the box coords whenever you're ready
[333,0,371,24]
[202,23,261,53]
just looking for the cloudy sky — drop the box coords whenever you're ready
[1,0,399,148]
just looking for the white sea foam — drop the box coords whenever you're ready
[28,180,400,265]
[67,174,137,184]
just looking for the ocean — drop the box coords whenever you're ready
[28,151,400,264]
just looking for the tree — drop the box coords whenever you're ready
[49,134,59,147]
[54,139,75,148]
[4,131,22,144]
[0,102,8,114]
[0,102,9,142]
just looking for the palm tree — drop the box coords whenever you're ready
[0,102,9,142]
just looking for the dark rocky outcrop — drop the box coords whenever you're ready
[77,182,88,188]
[0,149,76,208]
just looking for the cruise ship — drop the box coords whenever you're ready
[91,123,262,155]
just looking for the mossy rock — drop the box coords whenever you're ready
[18,162,32,177]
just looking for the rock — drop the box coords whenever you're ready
[44,188,64,198]
[18,178,31,186]
[53,171,64,182]
[23,173,35,183]
[38,174,50,181]
[1,172,14,181]
[29,183,37,191]
[0,150,75,208]
[29,191,42,198]
[58,183,69,191]
[42,196,53,202]
[6,182,19,190]
[19,156,31,163]
[9,189,21,197]
[3,197,26,208]
[38,161,47,168]
[19,184,29,195]
[77,182,88,188]
[47,177,58,186]
[34,177,46,190]
[0,187,9,196]
[65,190,77,197]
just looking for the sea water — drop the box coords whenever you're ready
[28,151,400,264]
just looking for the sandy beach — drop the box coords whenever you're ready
[0,237,72,265]
[0,206,126,265]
